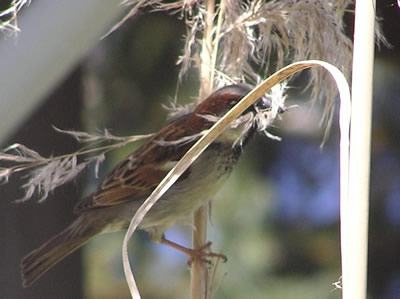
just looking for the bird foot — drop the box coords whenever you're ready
[185,241,227,265]
[161,238,227,265]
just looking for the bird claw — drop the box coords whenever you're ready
[160,237,227,265]
[185,241,227,266]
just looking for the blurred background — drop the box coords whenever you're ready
[0,1,399,298]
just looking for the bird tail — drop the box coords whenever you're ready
[20,216,98,287]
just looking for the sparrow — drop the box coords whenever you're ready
[20,84,282,287]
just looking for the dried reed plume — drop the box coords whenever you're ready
[118,0,353,123]
[0,129,152,202]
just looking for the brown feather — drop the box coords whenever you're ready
[73,114,208,214]
[21,216,99,287]
[20,84,267,288]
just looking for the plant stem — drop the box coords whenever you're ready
[198,0,215,100]
[343,1,375,298]
[191,204,210,299]
[191,0,215,298]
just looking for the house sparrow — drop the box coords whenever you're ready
[21,84,282,287]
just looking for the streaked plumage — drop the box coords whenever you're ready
[21,84,274,287]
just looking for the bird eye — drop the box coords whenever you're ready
[257,97,272,110]
[255,97,286,114]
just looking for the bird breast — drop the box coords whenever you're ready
[137,142,241,235]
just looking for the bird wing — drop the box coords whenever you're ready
[73,115,206,214]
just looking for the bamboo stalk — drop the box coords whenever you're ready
[191,1,215,299]
[343,1,376,298]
